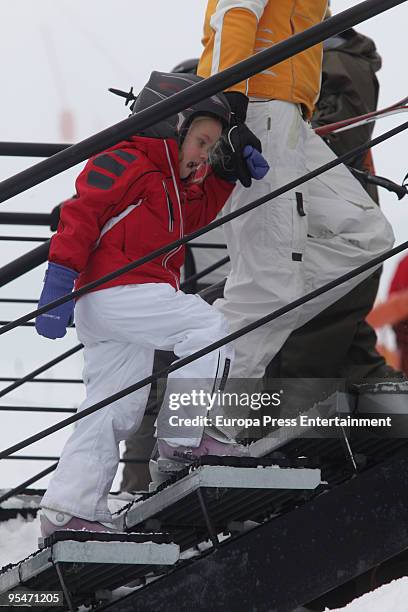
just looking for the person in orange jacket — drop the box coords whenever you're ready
[196,2,394,434]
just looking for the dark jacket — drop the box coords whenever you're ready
[313,28,381,162]
[312,29,381,202]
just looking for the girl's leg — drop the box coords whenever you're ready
[78,286,234,432]
[41,296,155,522]
[153,290,234,446]
[69,283,234,448]
[41,283,237,519]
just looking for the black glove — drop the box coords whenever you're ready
[225,91,249,124]
[212,92,263,188]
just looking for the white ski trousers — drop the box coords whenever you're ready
[216,100,395,378]
[41,283,232,522]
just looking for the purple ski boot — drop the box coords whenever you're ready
[158,433,249,463]
[149,434,249,490]
[40,508,116,538]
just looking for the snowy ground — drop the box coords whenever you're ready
[0,515,40,568]
[330,577,408,612]
[0,514,407,611]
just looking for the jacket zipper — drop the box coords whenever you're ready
[162,141,184,289]
[162,179,175,232]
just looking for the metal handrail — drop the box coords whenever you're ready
[190,243,227,249]
[0,377,81,384]
[0,212,51,225]
[182,256,230,287]
[0,464,57,504]
[0,242,50,289]
[0,456,148,505]
[0,236,49,242]
[0,321,72,328]
[0,345,82,398]
[0,406,76,413]
[0,299,37,304]
[3,455,148,464]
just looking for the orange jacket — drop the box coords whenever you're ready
[197,0,327,118]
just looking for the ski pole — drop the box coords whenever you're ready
[315,96,408,136]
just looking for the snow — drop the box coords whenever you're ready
[0,515,40,569]
[0,492,41,509]
[329,577,408,612]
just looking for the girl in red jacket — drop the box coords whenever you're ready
[35,71,268,536]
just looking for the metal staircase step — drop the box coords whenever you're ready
[102,446,408,612]
[116,461,321,551]
[0,532,179,612]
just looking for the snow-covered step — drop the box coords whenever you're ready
[248,390,347,458]
[355,381,408,413]
[115,461,321,550]
[0,532,179,612]
[249,384,408,460]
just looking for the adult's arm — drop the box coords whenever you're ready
[198,0,268,93]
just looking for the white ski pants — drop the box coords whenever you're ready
[216,100,394,379]
[41,283,232,521]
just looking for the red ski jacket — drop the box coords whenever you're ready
[49,136,234,292]
[389,255,408,375]
[390,255,408,295]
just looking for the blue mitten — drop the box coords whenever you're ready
[35,262,78,339]
[243,145,270,180]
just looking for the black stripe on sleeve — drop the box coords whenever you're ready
[87,170,115,190]
[115,150,137,163]
[93,154,127,176]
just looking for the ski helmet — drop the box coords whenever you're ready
[171,58,199,75]
[131,71,230,144]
